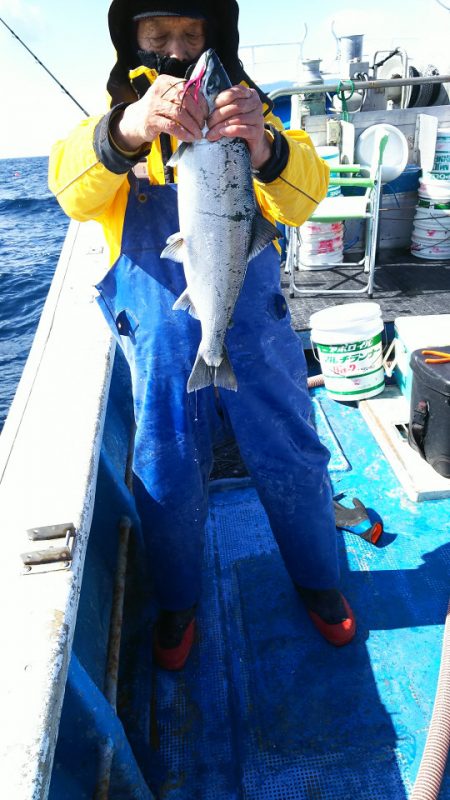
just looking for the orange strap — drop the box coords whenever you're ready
[422,349,450,364]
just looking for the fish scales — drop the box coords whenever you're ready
[161,49,279,392]
[177,136,255,369]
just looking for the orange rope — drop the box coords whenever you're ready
[422,350,450,364]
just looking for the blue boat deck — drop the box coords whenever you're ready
[50,354,450,800]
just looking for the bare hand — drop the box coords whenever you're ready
[206,86,272,170]
[111,74,209,151]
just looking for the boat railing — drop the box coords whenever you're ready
[268,72,450,101]
[239,41,304,85]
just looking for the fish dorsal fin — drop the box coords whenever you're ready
[167,142,190,168]
[161,232,185,263]
[248,214,280,261]
[172,288,199,319]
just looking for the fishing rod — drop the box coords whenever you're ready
[0,15,90,117]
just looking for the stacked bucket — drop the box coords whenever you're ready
[299,146,344,269]
[411,129,450,260]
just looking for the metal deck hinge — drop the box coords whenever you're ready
[21,523,76,575]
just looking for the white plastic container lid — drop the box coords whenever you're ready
[395,314,450,350]
[355,123,408,183]
[309,302,382,331]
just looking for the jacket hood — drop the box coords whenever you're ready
[107,0,243,104]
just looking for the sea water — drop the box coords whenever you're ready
[0,156,68,430]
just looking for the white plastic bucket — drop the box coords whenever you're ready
[433,129,450,176]
[433,160,450,177]
[414,206,450,226]
[316,145,341,197]
[412,181,450,257]
[299,221,344,269]
[302,221,343,236]
[411,209,450,258]
[299,251,343,269]
[419,176,450,203]
[310,302,385,401]
[411,235,450,259]
[417,197,450,211]
[435,130,450,149]
[413,216,450,238]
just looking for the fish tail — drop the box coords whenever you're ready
[187,347,238,393]
[214,349,238,391]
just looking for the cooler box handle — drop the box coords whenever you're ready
[408,399,429,459]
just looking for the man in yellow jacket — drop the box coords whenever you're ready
[49,0,356,669]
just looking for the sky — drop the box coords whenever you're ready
[0,0,449,158]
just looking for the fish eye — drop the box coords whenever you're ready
[207,74,220,91]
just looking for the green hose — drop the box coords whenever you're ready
[336,80,355,121]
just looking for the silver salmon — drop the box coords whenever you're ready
[160,49,279,393]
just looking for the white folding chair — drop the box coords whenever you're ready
[287,133,388,298]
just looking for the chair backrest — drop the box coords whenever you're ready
[367,132,389,181]
[326,132,389,197]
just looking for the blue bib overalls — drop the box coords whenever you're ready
[96,181,340,611]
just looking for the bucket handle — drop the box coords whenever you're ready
[310,340,321,363]
[382,338,396,378]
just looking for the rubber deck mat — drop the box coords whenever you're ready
[283,251,450,332]
[148,387,450,800]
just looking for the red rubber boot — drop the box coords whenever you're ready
[154,607,196,670]
[296,587,356,646]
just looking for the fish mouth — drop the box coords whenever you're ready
[185,48,212,83]
[183,49,211,103]
[183,48,232,110]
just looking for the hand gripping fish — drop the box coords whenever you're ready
[160,49,280,393]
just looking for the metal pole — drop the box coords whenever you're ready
[93,516,132,800]
[94,425,137,799]
[103,517,132,711]
[68,655,154,800]
[268,73,450,101]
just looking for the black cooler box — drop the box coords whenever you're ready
[408,345,450,478]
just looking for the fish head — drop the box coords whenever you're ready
[184,48,232,114]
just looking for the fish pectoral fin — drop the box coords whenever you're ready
[167,142,190,168]
[248,214,281,261]
[187,348,238,393]
[161,233,185,263]
[172,289,199,319]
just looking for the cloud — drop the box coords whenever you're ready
[0,0,39,20]
[0,0,43,39]
[323,2,444,40]
[316,2,449,69]
[324,9,381,37]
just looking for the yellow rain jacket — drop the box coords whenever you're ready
[49,66,329,266]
